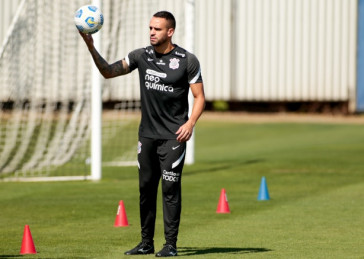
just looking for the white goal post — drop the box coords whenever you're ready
[184,0,196,166]
[91,0,102,180]
[0,0,196,181]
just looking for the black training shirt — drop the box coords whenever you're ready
[125,45,203,139]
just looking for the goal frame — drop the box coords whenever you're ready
[0,0,196,182]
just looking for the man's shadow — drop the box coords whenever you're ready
[185,159,266,176]
[178,247,272,256]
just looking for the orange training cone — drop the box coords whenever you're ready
[114,200,129,227]
[20,225,36,254]
[216,188,231,213]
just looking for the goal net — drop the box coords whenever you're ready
[0,0,186,181]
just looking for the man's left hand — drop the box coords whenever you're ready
[176,122,194,142]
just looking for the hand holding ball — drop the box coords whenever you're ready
[74,5,103,34]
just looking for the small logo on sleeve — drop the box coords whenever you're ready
[138,141,142,154]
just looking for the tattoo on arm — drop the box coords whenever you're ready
[89,48,129,78]
[109,60,128,76]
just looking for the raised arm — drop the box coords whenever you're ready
[78,32,130,79]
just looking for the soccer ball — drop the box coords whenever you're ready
[74,5,104,34]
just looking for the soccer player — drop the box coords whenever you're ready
[78,11,205,257]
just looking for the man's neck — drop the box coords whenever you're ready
[154,42,175,54]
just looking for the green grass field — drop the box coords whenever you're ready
[1,115,364,258]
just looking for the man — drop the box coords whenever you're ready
[79,11,205,257]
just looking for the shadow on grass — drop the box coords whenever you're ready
[185,159,266,176]
[178,246,272,256]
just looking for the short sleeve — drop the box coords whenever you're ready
[187,53,203,84]
[124,48,144,72]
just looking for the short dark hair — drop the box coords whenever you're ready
[153,11,176,29]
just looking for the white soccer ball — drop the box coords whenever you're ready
[74,5,104,34]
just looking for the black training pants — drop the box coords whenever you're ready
[137,136,186,246]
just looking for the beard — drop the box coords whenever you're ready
[150,35,168,46]
[151,41,160,46]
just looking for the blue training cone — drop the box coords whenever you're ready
[257,177,270,201]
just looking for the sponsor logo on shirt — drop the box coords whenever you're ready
[175,51,186,57]
[169,58,180,70]
[146,69,166,78]
[144,69,173,92]
[156,59,166,65]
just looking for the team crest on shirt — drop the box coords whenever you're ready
[169,58,180,70]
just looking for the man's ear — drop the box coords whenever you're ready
[168,28,175,37]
